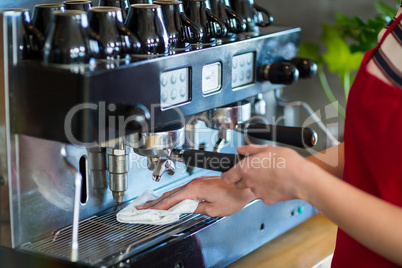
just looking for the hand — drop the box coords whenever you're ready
[137,176,256,217]
[221,145,312,205]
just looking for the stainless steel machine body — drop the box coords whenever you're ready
[0,1,318,267]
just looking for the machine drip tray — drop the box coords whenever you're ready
[20,209,210,266]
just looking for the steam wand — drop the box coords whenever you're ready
[60,145,82,262]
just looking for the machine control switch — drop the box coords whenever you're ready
[297,206,304,215]
[160,68,190,109]
[232,52,255,89]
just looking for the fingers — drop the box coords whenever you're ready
[194,202,225,217]
[137,177,221,211]
[221,160,243,185]
[194,202,208,215]
[138,183,202,210]
[223,146,275,185]
[237,144,272,156]
[136,195,176,210]
[137,185,187,210]
[221,145,268,184]
[193,175,221,181]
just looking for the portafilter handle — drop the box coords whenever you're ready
[171,149,245,172]
[238,123,318,148]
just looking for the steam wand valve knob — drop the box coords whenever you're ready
[285,57,317,79]
[258,62,299,85]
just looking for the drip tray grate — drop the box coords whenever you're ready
[20,209,208,266]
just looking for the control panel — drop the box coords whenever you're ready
[160,67,190,109]
[202,62,222,95]
[232,52,255,89]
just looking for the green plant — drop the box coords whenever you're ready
[299,0,399,118]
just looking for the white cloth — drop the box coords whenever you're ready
[116,190,200,225]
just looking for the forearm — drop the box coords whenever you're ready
[306,142,344,179]
[300,163,402,265]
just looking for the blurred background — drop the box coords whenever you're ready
[257,0,398,141]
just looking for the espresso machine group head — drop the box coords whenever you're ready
[187,99,318,152]
[127,122,245,182]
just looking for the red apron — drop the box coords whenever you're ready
[331,14,402,267]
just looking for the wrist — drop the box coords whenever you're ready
[292,160,322,204]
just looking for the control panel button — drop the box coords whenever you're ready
[161,91,168,103]
[232,73,237,84]
[239,71,245,81]
[246,69,252,79]
[180,86,186,97]
[180,71,186,82]
[171,73,177,84]
[170,89,177,100]
[233,58,238,69]
[161,75,168,87]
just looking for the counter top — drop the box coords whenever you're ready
[228,213,338,268]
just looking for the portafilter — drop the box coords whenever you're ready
[206,100,318,148]
[127,122,244,181]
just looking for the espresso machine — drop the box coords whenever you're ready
[0,1,330,267]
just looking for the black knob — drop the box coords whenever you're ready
[286,57,317,79]
[258,62,299,85]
